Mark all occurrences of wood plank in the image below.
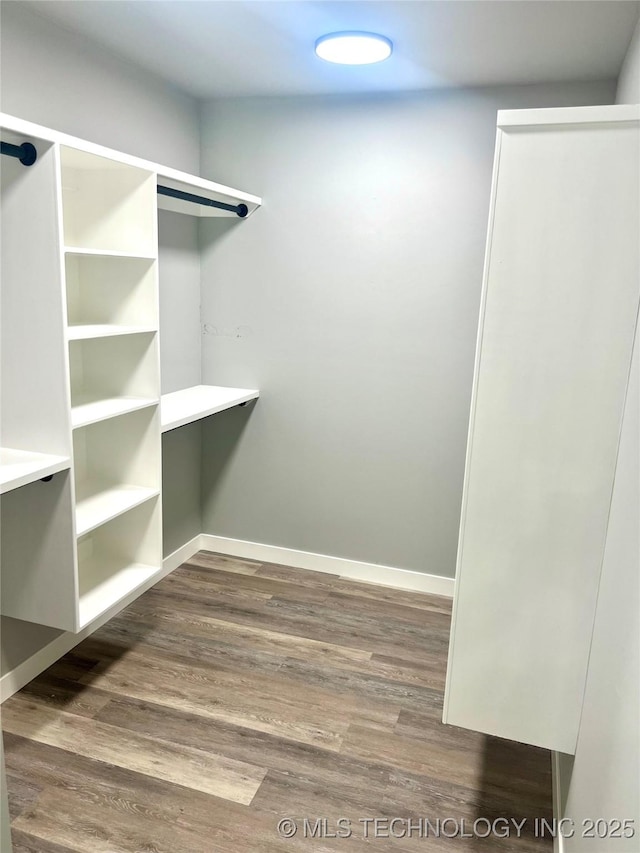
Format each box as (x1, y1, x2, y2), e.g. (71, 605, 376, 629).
(2, 698, 266, 805)
(101, 605, 447, 692)
(341, 723, 551, 811)
(4, 772, 41, 822)
(74, 645, 349, 748)
(5, 736, 290, 853)
(96, 695, 390, 787)
(12, 829, 78, 853)
(184, 551, 260, 574)
(158, 569, 275, 604)
(78, 642, 399, 740)
(175, 566, 337, 605)
(103, 605, 373, 667)
(252, 557, 453, 614)
(14, 785, 271, 853)
(16, 673, 112, 719)
(126, 585, 450, 663)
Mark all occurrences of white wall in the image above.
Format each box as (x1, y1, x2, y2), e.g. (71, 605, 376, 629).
(616, 17, 640, 103)
(553, 28, 640, 848)
(0, 1, 202, 685)
(556, 332, 639, 852)
(198, 80, 615, 578)
(0, 1, 198, 169)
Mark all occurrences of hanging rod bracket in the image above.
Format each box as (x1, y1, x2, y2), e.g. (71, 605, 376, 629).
(158, 184, 248, 218)
(1, 140, 37, 166)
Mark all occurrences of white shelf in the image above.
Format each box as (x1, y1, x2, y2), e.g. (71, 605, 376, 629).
(65, 247, 156, 260)
(67, 324, 156, 341)
(71, 396, 159, 429)
(75, 484, 158, 537)
(0, 448, 70, 495)
(78, 556, 160, 628)
(161, 385, 259, 432)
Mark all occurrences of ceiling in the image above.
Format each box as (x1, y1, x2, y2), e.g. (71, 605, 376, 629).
(25, 1, 640, 99)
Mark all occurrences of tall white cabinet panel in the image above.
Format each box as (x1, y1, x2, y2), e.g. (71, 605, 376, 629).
(443, 105, 640, 753)
(0, 130, 76, 627)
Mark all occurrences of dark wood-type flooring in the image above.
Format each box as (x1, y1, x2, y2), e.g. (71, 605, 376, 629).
(3, 551, 552, 852)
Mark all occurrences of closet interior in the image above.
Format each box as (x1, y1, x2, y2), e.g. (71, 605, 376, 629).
(1, 103, 639, 759)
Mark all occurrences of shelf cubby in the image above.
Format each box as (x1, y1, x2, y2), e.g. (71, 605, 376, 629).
(73, 407, 160, 536)
(65, 252, 157, 332)
(69, 333, 159, 428)
(60, 146, 156, 255)
(77, 497, 162, 628)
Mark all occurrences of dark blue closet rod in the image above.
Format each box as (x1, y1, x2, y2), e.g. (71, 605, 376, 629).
(1, 140, 38, 166)
(158, 184, 248, 218)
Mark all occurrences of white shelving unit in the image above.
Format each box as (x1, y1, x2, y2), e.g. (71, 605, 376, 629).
(0, 111, 262, 635)
(161, 385, 259, 432)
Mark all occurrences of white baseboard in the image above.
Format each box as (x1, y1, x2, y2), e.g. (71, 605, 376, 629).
(0, 535, 201, 703)
(163, 535, 202, 574)
(198, 534, 455, 597)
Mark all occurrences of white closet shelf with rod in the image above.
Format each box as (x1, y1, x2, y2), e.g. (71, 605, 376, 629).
(0, 113, 262, 218)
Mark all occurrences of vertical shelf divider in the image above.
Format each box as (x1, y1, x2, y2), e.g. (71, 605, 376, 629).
(59, 146, 163, 629)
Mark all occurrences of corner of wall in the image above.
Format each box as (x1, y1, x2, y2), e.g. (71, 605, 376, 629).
(616, 15, 640, 104)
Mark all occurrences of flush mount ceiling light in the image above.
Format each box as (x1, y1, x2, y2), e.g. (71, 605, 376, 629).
(314, 32, 393, 65)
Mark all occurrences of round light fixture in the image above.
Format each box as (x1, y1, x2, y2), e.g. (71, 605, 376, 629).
(315, 32, 392, 65)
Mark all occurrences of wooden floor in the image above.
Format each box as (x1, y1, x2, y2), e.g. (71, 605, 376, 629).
(3, 551, 552, 852)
